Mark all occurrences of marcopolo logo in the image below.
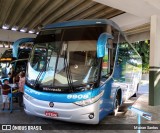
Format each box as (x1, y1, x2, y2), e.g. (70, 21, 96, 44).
(67, 94, 89, 99)
(49, 102, 54, 108)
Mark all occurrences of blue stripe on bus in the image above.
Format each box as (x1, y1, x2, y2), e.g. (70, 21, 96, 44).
(24, 85, 100, 103)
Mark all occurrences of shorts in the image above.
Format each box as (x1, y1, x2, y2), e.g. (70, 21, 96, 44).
(2, 95, 9, 103)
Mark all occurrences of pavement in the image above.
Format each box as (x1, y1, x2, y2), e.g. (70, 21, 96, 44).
(0, 80, 160, 133)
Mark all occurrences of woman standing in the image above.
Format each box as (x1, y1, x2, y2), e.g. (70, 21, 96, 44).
(18, 71, 25, 107)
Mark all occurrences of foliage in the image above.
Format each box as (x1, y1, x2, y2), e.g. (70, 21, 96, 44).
(132, 40, 150, 73)
(103, 55, 108, 62)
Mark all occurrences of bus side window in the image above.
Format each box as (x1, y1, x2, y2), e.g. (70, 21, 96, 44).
(101, 48, 109, 77)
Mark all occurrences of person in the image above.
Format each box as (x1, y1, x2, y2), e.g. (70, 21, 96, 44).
(18, 71, 25, 107)
(13, 74, 20, 84)
(8, 72, 13, 84)
(10, 66, 19, 84)
(10, 66, 15, 76)
(1, 79, 11, 110)
(0, 80, 2, 95)
(8, 72, 19, 103)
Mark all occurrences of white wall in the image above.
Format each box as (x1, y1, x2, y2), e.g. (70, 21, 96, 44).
(0, 29, 37, 42)
(110, 13, 149, 31)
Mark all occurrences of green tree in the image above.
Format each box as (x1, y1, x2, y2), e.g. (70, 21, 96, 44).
(132, 40, 150, 73)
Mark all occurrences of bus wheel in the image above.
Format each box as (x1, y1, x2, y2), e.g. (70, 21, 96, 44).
(113, 97, 119, 116)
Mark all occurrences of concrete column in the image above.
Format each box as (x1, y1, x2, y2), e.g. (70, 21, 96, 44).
(149, 15, 160, 106)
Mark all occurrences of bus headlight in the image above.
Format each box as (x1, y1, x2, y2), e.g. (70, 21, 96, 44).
(74, 90, 104, 106)
(75, 84, 93, 92)
(24, 93, 34, 101)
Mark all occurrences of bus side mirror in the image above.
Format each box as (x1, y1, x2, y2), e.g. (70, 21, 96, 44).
(97, 33, 113, 58)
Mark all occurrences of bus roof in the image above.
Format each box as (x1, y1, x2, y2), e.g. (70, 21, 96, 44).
(13, 38, 34, 45)
(43, 19, 122, 32)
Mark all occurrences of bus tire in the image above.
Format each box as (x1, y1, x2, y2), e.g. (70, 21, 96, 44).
(132, 83, 139, 97)
(111, 94, 120, 116)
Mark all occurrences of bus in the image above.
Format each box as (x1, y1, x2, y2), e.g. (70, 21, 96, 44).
(0, 49, 13, 79)
(24, 19, 142, 124)
(0, 38, 34, 80)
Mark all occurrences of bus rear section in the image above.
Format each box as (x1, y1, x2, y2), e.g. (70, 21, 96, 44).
(0, 38, 34, 81)
(0, 49, 13, 79)
(23, 19, 142, 124)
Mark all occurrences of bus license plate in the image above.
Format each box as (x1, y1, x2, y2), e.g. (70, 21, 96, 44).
(45, 111, 58, 117)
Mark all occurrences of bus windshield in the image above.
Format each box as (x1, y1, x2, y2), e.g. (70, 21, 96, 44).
(0, 49, 12, 78)
(1, 49, 12, 58)
(27, 26, 105, 88)
(0, 62, 10, 78)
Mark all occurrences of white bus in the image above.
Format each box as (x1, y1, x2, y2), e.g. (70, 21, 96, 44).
(24, 19, 142, 124)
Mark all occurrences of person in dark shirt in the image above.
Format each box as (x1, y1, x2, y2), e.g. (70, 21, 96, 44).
(2, 79, 11, 110)
(8, 72, 13, 84)
(0, 80, 2, 95)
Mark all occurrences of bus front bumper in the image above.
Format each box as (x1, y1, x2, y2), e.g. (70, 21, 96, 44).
(23, 94, 100, 124)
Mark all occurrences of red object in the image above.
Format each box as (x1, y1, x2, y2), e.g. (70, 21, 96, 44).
(102, 62, 108, 68)
(2, 84, 11, 95)
(45, 111, 58, 117)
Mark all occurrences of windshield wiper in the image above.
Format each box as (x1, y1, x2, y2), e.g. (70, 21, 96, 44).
(52, 43, 74, 92)
(33, 47, 53, 88)
(33, 64, 46, 88)
(64, 47, 74, 92)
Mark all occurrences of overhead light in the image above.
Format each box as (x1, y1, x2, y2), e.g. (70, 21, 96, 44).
(20, 28, 27, 32)
(36, 32, 39, 34)
(11, 26, 18, 31)
(29, 29, 35, 34)
(96, 21, 102, 24)
(2, 24, 9, 30)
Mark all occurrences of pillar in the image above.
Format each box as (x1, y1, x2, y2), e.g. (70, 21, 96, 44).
(149, 15, 160, 106)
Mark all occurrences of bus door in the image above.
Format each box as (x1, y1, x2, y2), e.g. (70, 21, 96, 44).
(99, 37, 118, 116)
